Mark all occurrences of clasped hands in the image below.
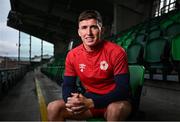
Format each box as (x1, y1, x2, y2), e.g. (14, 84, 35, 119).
(65, 93, 94, 115)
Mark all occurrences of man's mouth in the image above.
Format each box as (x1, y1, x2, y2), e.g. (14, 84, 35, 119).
(85, 37, 94, 41)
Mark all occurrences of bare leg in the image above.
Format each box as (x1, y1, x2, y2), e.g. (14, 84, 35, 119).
(104, 101, 132, 121)
(47, 99, 93, 121)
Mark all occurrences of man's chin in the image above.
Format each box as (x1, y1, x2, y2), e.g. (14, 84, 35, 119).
(86, 42, 95, 46)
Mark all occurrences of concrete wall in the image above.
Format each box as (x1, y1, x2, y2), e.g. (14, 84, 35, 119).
(53, 39, 68, 56)
(113, 0, 153, 34)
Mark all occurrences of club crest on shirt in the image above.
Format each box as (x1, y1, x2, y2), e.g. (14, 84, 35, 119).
(79, 64, 86, 72)
(100, 61, 108, 70)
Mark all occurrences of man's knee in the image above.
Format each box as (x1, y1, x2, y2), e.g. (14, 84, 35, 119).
(47, 100, 65, 121)
(106, 101, 132, 120)
(47, 100, 65, 114)
(107, 101, 131, 112)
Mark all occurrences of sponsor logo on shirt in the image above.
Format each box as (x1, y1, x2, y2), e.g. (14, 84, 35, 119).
(100, 61, 108, 70)
(79, 64, 86, 72)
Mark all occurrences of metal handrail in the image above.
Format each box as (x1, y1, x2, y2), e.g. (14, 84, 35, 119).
(0, 65, 29, 96)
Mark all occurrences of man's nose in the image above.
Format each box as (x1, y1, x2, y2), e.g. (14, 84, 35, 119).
(87, 27, 92, 35)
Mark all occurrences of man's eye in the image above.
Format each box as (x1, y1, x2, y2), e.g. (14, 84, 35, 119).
(81, 26, 87, 29)
(91, 25, 98, 29)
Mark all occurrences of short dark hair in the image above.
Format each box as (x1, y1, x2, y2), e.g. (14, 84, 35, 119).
(78, 10, 103, 26)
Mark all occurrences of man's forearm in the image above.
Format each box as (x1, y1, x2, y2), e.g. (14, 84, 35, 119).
(62, 76, 77, 102)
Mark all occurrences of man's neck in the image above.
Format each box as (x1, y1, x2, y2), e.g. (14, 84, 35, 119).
(84, 41, 103, 52)
(85, 46, 96, 52)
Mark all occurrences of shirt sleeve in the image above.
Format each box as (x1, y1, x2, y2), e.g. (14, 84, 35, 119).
(62, 76, 78, 102)
(113, 47, 129, 75)
(64, 51, 77, 76)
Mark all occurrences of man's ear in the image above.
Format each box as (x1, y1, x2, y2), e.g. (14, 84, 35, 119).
(78, 28, 81, 37)
(101, 27, 105, 34)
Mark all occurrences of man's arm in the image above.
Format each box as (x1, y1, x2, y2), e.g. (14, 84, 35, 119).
(84, 73, 132, 108)
(62, 76, 78, 102)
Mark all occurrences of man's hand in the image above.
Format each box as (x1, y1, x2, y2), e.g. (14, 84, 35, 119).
(65, 93, 94, 114)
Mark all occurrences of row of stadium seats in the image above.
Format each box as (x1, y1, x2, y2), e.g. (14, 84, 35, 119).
(114, 9, 180, 50)
(40, 53, 66, 85)
(111, 9, 180, 82)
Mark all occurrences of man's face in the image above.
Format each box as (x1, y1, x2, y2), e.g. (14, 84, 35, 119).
(78, 19, 103, 50)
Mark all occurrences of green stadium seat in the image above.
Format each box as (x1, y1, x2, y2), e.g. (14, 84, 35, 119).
(137, 26, 147, 34)
(148, 23, 160, 32)
(144, 38, 171, 80)
(160, 19, 174, 29)
(49, 67, 58, 79)
(169, 10, 180, 23)
(115, 37, 124, 46)
(134, 33, 146, 45)
(171, 34, 180, 83)
(127, 43, 144, 65)
(165, 23, 180, 39)
(171, 34, 180, 61)
(129, 65, 145, 110)
(147, 29, 162, 41)
(144, 38, 166, 62)
(121, 36, 134, 51)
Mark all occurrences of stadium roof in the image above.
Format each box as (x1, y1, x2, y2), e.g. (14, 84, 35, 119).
(7, 0, 113, 43)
